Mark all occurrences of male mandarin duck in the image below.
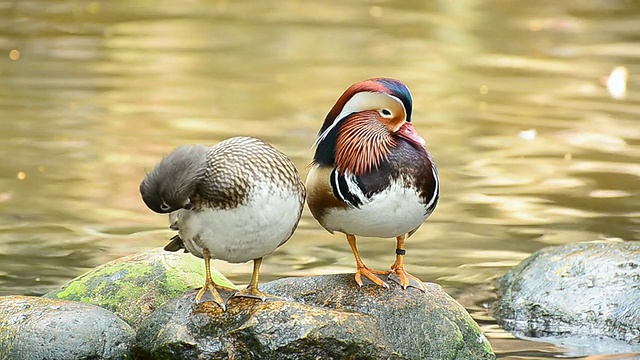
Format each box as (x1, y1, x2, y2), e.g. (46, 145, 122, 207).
(306, 78, 439, 292)
(140, 137, 306, 309)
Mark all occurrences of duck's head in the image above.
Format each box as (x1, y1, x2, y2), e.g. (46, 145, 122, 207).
(139, 145, 208, 214)
(313, 78, 426, 174)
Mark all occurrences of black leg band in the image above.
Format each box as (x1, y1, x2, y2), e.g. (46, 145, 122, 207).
(395, 248, 406, 256)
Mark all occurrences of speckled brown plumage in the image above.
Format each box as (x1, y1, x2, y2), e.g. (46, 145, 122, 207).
(195, 137, 305, 211)
(140, 136, 306, 309)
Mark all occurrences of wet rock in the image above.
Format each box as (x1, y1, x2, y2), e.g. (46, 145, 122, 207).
(44, 248, 235, 327)
(493, 241, 640, 343)
(134, 274, 495, 360)
(0, 295, 134, 360)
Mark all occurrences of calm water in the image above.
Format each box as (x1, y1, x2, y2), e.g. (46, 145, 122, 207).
(1, 1, 639, 358)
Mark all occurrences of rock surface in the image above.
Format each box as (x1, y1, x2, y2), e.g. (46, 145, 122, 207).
(44, 247, 235, 328)
(134, 274, 494, 360)
(493, 241, 640, 343)
(0, 295, 134, 360)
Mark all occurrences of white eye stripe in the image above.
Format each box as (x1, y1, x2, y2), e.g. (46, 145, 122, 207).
(314, 92, 406, 146)
(387, 95, 406, 119)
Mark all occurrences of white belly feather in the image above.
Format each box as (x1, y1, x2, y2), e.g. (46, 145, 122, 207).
(320, 181, 428, 238)
(178, 182, 302, 263)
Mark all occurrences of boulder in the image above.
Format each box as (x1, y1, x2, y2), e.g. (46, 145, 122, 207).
(0, 295, 134, 360)
(44, 248, 235, 327)
(493, 241, 640, 344)
(134, 274, 494, 359)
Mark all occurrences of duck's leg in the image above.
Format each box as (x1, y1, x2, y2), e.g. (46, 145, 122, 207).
(195, 248, 237, 310)
(233, 258, 281, 302)
(346, 234, 389, 289)
(387, 234, 426, 292)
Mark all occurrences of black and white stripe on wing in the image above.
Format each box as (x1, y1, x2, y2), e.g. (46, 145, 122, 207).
(330, 168, 367, 208)
(423, 165, 440, 217)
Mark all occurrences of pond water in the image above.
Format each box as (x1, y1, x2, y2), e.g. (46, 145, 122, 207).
(1, 1, 639, 358)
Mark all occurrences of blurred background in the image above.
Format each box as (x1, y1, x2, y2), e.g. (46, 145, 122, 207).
(1, 0, 639, 358)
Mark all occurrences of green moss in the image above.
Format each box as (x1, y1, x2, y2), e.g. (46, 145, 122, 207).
(0, 325, 16, 355)
(44, 248, 237, 327)
(163, 255, 235, 290)
(163, 255, 205, 291)
(123, 263, 154, 281)
(55, 276, 88, 299)
(481, 335, 494, 354)
(459, 313, 494, 358)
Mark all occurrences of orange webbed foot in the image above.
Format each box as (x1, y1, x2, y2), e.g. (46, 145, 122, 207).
(354, 266, 390, 289)
(388, 266, 426, 292)
(195, 281, 237, 310)
(233, 287, 282, 302)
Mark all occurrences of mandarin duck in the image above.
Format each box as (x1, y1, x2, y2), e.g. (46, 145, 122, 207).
(140, 136, 306, 309)
(306, 78, 439, 292)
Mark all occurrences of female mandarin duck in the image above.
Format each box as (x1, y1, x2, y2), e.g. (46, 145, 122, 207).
(306, 78, 439, 292)
(140, 137, 306, 310)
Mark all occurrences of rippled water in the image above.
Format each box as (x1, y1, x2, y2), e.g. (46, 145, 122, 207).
(1, 1, 639, 358)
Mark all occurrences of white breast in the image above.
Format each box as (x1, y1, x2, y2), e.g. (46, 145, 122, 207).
(178, 180, 302, 263)
(320, 181, 428, 238)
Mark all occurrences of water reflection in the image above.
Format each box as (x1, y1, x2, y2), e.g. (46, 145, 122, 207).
(1, 1, 639, 359)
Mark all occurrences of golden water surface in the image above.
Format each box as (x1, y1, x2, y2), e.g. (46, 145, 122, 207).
(1, 1, 639, 358)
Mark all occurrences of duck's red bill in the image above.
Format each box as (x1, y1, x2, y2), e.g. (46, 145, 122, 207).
(396, 122, 426, 147)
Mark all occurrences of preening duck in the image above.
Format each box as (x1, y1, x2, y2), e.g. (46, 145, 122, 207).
(141, 137, 306, 309)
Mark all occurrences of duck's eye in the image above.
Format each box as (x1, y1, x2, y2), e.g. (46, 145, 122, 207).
(380, 108, 392, 117)
(160, 201, 171, 211)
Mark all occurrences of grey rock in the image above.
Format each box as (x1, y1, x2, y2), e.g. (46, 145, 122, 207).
(0, 295, 134, 360)
(133, 274, 495, 360)
(493, 241, 640, 343)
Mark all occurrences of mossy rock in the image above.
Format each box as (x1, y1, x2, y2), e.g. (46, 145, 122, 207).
(133, 274, 495, 359)
(0, 295, 134, 360)
(44, 248, 235, 328)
